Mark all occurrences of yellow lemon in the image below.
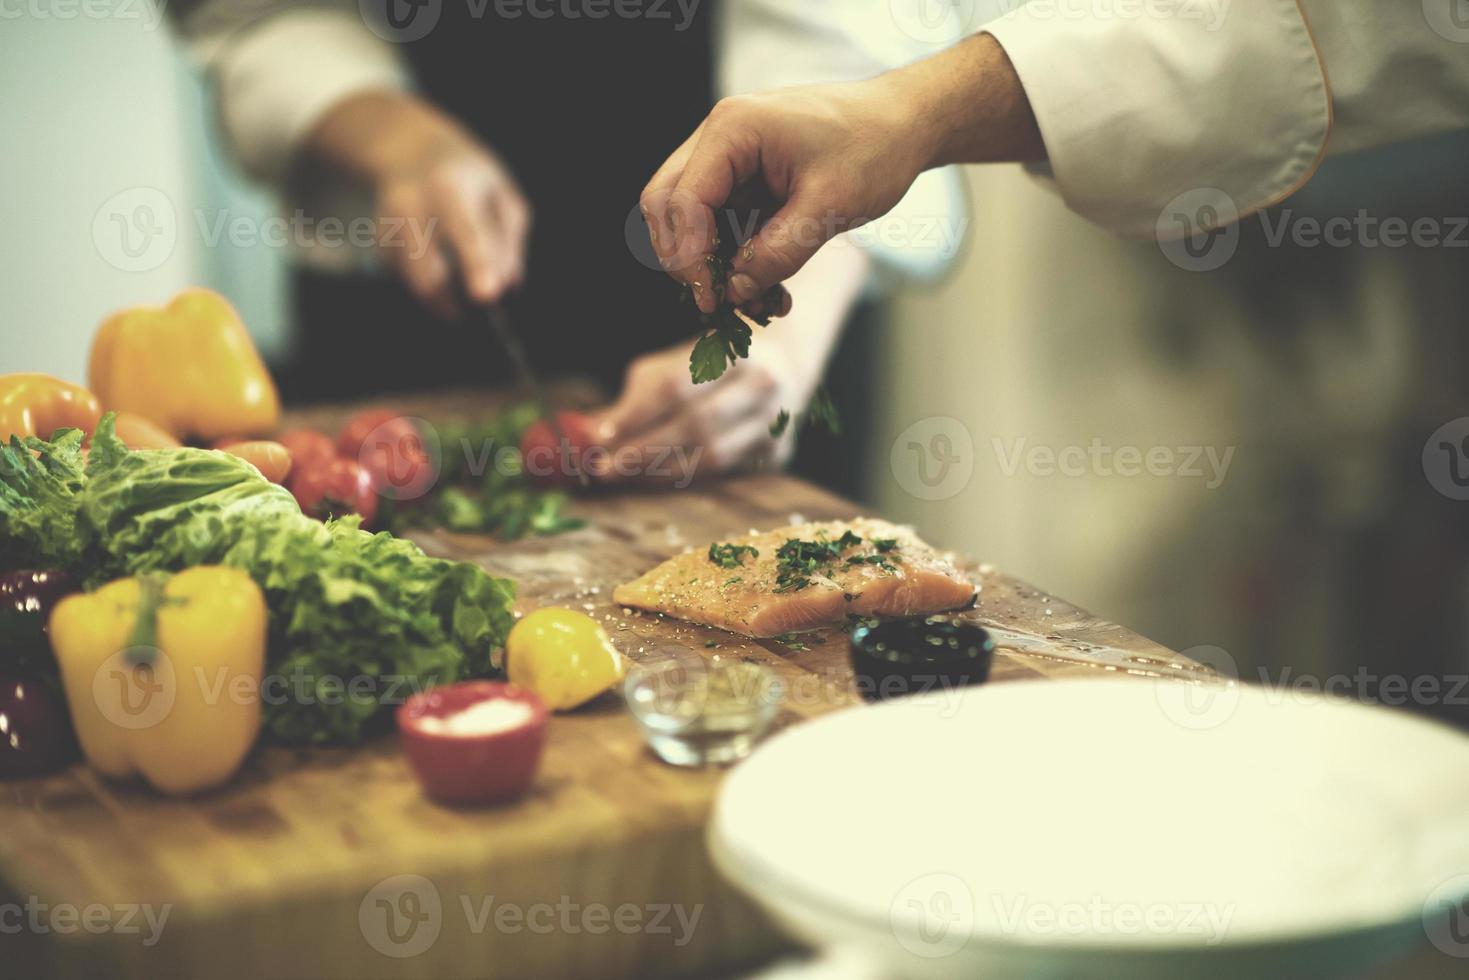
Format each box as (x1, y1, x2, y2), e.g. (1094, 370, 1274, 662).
(506, 608, 625, 711)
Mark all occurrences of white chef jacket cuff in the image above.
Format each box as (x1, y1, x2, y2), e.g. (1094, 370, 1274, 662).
(205, 10, 410, 183)
(983, 0, 1332, 238)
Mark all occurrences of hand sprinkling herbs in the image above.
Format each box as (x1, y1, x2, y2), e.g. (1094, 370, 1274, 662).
(678, 196, 841, 435)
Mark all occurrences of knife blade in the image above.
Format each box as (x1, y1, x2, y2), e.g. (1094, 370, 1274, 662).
(474, 301, 589, 486)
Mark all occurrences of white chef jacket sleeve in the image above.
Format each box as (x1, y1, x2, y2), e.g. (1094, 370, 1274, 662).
(983, 0, 1469, 238)
(719, 0, 968, 279)
(179, 1, 410, 184)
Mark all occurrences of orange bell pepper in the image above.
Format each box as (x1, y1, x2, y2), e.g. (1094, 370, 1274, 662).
(89, 288, 280, 441)
(0, 373, 102, 442)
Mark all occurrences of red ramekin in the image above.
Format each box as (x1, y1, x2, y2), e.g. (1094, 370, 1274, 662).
(397, 681, 548, 804)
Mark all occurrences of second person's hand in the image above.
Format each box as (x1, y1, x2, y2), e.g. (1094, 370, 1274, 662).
(587, 242, 871, 487)
(308, 91, 532, 318)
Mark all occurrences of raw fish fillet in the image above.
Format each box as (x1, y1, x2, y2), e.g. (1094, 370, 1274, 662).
(613, 519, 976, 638)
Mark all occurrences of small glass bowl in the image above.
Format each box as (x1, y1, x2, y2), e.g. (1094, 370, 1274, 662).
(624, 657, 785, 768)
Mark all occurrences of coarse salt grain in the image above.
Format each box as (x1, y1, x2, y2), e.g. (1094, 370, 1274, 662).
(418, 698, 533, 737)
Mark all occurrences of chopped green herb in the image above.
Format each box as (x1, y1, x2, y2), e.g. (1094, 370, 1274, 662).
(686, 254, 761, 384)
(387, 404, 584, 541)
(874, 538, 899, 553)
(709, 542, 759, 568)
(769, 409, 791, 437)
(724, 576, 743, 586)
(704, 639, 719, 648)
(846, 553, 899, 573)
(773, 532, 863, 593)
(803, 386, 841, 435)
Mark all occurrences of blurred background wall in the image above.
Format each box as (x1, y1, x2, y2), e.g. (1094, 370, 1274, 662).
(4, 8, 1468, 727)
(0, 5, 289, 386)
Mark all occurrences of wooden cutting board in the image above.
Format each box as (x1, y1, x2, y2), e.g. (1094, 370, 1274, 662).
(2, 393, 1205, 979)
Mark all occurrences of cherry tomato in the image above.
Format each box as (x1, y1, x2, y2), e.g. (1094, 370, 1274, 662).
(276, 429, 337, 472)
(288, 456, 378, 527)
(338, 409, 411, 458)
(341, 410, 435, 501)
(519, 411, 596, 488)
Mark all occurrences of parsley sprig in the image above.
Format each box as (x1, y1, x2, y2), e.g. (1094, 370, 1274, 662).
(687, 253, 768, 385)
(676, 221, 840, 434)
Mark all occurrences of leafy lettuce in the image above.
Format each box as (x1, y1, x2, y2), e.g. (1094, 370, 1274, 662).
(0, 427, 90, 570)
(1, 415, 516, 744)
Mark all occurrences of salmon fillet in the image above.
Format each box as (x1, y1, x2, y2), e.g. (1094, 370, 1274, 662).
(612, 519, 976, 638)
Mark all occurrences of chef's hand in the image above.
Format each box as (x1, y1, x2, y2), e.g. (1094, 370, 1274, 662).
(641, 34, 1042, 314)
(307, 91, 531, 318)
(589, 244, 870, 486)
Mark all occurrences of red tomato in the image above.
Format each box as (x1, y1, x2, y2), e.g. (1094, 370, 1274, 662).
(342, 411, 436, 501)
(289, 456, 378, 527)
(519, 411, 596, 488)
(338, 409, 410, 458)
(276, 429, 337, 471)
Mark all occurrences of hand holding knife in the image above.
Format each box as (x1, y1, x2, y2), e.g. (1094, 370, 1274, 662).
(461, 294, 589, 486)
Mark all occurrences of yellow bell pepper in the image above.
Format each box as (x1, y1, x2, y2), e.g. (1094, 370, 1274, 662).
(49, 566, 266, 795)
(89, 288, 280, 441)
(0, 373, 101, 442)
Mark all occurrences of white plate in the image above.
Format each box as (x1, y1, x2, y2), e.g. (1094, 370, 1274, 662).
(710, 678, 1469, 979)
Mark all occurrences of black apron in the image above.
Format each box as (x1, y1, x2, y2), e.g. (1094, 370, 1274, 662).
(284, 2, 714, 400)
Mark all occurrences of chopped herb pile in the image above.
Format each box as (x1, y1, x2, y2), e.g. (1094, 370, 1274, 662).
(708, 542, 759, 568)
(774, 529, 897, 593)
(386, 403, 584, 541)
